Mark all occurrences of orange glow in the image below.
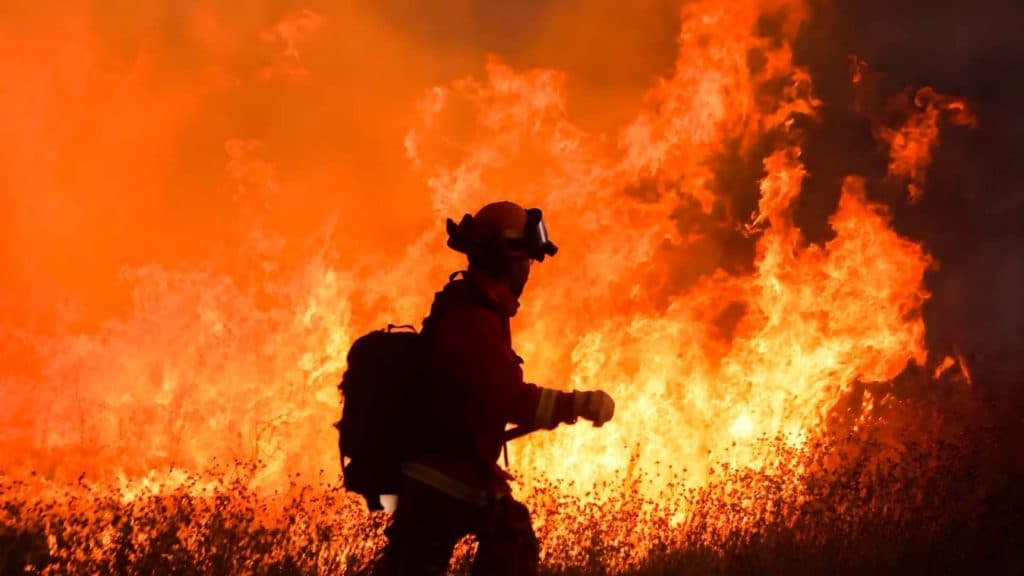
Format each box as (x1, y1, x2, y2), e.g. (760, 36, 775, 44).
(0, 0, 977, 568)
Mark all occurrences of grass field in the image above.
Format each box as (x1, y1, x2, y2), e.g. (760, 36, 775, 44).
(3, 418, 1021, 576)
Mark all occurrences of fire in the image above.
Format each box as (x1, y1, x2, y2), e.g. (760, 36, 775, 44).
(0, 0, 978, 569)
(880, 86, 977, 202)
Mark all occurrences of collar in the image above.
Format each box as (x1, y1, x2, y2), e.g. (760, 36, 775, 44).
(463, 269, 521, 317)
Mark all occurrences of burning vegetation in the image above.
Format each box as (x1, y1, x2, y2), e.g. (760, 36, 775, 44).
(1, 0, 1018, 574)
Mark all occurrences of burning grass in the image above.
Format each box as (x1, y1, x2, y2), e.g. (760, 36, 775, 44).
(0, 1, 1010, 574)
(3, 423, 1015, 576)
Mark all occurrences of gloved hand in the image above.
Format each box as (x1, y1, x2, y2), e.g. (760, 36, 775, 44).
(573, 390, 615, 427)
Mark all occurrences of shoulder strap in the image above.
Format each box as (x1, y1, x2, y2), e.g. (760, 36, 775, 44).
(422, 270, 504, 336)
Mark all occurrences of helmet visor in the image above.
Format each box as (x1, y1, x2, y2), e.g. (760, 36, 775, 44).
(523, 208, 558, 262)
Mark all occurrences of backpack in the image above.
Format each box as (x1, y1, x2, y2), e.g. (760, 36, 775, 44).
(335, 324, 425, 511)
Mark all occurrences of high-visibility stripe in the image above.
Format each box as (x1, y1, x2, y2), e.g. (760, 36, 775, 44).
(535, 389, 558, 429)
(401, 462, 497, 507)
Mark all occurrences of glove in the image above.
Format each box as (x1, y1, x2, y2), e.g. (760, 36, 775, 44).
(573, 390, 615, 427)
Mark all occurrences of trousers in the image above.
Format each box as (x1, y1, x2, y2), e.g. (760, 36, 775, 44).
(370, 475, 539, 576)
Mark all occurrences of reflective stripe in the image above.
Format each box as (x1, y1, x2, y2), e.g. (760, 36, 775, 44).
(401, 462, 497, 507)
(535, 389, 558, 429)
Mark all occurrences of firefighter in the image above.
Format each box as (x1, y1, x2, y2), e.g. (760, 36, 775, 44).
(372, 201, 616, 576)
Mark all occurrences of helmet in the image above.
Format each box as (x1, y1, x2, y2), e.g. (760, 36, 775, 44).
(446, 201, 558, 262)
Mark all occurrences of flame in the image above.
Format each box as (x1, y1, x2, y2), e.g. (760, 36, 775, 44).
(0, 0, 976, 561)
(933, 355, 957, 379)
(880, 86, 977, 202)
(954, 345, 975, 387)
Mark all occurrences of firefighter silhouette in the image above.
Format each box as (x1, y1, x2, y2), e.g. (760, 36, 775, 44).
(372, 201, 616, 576)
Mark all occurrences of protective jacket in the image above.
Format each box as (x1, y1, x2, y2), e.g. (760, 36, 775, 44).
(405, 269, 574, 502)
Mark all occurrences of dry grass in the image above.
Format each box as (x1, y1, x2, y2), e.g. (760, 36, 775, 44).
(2, 420, 1020, 576)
